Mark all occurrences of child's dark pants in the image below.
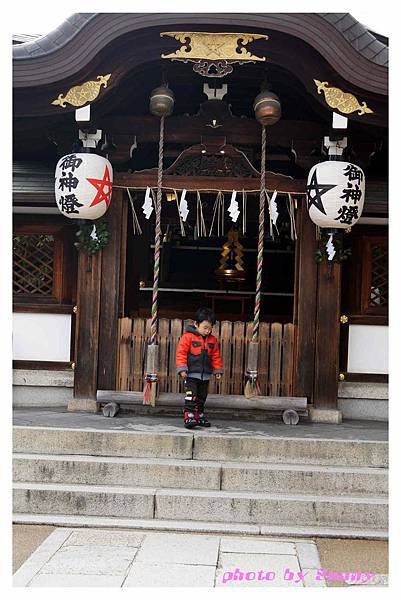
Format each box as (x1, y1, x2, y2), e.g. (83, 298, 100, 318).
(184, 377, 209, 413)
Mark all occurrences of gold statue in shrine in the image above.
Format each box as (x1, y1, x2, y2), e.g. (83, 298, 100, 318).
(215, 228, 246, 285)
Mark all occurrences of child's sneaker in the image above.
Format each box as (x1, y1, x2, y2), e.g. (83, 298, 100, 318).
(183, 410, 198, 429)
(194, 408, 211, 427)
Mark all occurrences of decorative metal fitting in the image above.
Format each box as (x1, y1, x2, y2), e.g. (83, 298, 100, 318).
(51, 74, 111, 108)
(338, 373, 345, 381)
(314, 80, 373, 116)
(71, 362, 76, 370)
(340, 315, 349, 324)
(160, 31, 267, 78)
(73, 305, 78, 314)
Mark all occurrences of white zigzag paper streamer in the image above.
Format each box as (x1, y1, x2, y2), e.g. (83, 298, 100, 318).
(142, 187, 153, 219)
(269, 190, 279, 225)
(228, 190, 240, 223)
(326, 233, 336, 261)
(90, 225, 98, 241)
(179, 189, 189, 222)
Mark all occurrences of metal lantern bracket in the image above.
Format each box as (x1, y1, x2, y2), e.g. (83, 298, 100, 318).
(78, 128, 102, 149)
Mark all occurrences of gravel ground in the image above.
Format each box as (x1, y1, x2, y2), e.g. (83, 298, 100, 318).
(315, 538, 388, 587)
(13, 524, 56, 573)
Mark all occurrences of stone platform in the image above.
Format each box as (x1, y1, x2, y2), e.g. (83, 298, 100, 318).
(13, 407, 388, 441)
(13, 408, 388, 540)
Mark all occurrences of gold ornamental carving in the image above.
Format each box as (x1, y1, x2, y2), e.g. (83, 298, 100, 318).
(160, 32, 267, 62)
(314, 80, 373, 115)
(51, 74, 112, 108)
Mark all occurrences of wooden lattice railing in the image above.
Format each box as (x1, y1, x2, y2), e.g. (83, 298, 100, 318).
(117, 318, 295, 396)
(13, 234, 54, 296)
(370, 243, 388, 308)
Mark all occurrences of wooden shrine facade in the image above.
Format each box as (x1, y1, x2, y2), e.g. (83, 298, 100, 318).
(12, 13, 388, 420)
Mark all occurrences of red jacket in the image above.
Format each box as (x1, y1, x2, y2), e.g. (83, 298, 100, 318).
(176, 325, 223, 379)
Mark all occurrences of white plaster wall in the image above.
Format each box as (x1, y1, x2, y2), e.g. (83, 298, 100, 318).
(347, 324, 388, 374)
(13, 313, 72, 362)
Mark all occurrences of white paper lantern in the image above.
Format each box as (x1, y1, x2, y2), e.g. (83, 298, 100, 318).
(306, 161, 365, 229)
(55, 153, 113, 220)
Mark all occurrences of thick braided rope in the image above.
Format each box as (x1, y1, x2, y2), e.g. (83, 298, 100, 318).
(252, 125, 267, 342)
(150, 115, 165, 345)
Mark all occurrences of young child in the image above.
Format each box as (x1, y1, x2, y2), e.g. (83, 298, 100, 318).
(176, 307, 223, 429)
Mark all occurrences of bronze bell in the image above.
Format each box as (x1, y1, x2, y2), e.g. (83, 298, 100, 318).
(149, 85, 175, 117)
(253, 90, 281, 126)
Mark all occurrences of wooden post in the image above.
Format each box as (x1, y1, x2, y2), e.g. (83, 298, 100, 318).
(293, 200, 318, 400)
(69, 249, 102, 412)
(97, 188, 128, 391)
(312, 258, 342, 419)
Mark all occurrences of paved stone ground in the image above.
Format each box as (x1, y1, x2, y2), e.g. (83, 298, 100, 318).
(12, 527, 388, 587)
(13, 408, 388, 441)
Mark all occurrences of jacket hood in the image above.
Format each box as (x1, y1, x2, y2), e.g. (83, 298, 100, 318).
(186, 324, 202, 335)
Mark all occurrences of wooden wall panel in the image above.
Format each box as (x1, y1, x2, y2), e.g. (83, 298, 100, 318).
(73, 251, 102, 401)
(313, 260, 342, 408)
(292, 200, 318, 400)
(97, 188, 128, 390)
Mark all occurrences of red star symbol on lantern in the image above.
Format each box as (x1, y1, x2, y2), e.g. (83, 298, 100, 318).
(87, 165, 112, 208)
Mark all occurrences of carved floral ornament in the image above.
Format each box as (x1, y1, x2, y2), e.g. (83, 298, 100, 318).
(160, 31, 268, 77)
(314, 80, 373, 116)
(51, 74, 112, 108)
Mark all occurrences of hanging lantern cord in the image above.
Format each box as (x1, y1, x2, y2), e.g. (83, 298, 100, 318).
(150, 115, 165, 346)
(252, 125, 267, 343)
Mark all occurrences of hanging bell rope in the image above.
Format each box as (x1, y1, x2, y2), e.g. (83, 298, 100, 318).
(245, 125, 267, 399)
(245, 88, 281, 399)
(144, 84, 174, 406)
(150, 115, 165, 347)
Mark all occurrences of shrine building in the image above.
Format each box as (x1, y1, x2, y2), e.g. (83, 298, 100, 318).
(12, 13, 388, 423)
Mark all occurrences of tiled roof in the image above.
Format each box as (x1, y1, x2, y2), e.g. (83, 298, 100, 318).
(319, 13, 388, 67)
(13, 13, 388, 68)
(12, 34, 42, 45)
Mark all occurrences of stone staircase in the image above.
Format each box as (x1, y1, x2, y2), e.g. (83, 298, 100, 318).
(12, 424, 388, 539)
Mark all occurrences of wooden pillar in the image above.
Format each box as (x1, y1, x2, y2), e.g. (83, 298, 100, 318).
(312, 258, 342, 414)
(97, 188, 128, 390)
(69, 250, 102, 412)
(293, 200, 318, 400)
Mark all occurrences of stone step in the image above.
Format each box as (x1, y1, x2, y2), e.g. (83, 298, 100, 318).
(12, 513, 388, 540)
(13, 426, 388, 467)
(13, 482, 388, 530)
(13, 453, 388, 496)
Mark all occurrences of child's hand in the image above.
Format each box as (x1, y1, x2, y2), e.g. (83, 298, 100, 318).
(179, 371, 188, 378)
(215, 373, 222, 379)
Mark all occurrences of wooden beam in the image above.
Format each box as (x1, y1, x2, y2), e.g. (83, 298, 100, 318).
(98, 116, 326, 143)
(293, 200, 318, 400)
(114, 172, 306, 193)
(97, 188, 128, 390)
(313, 259, 342, 409)
(97, 390, 308, 412)
(69, 250, 102, 412)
